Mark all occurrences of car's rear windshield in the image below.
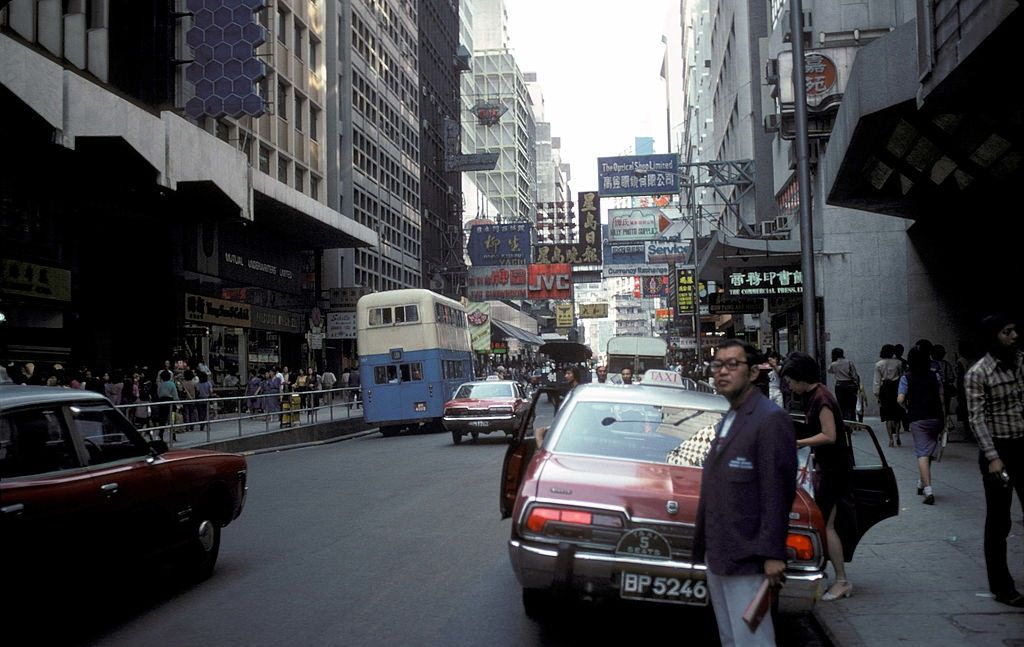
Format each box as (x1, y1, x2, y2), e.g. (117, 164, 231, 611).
(454, 383, 514, 399)
(553, 401, 723, 467)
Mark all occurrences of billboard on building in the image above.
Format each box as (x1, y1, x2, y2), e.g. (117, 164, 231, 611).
(724, 266, 803, 297)
(644, 240, 691, 264)
(607, 208, 661, 242)
(597, 154, 679, 197)
(675, 267, 696, 314)
(467, 222, 532, 266)
(466, 265, 528, 301)
(641, 275, 672, 298)
(527, 263, 573, 300)
(555, 303, 574, 328)
(466, 302, 492, 353)
(578, 303, 609, 319)
(602, 263, 670, 278)
(533, 191, 602, 266)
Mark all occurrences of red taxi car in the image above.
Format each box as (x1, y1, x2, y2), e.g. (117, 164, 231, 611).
(1, 385, 248, 597)
(500, 379, 898, 617)
(443, 380, 530, 444)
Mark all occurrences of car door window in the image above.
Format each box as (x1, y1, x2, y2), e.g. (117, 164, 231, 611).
(68, 405, 150, 466)
(0, 408, 79, 477)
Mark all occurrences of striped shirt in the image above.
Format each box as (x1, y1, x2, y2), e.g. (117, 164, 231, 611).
(964, 350, 1024, 461)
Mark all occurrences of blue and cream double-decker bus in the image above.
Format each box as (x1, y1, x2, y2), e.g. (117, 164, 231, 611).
(357, 289, 474, 436)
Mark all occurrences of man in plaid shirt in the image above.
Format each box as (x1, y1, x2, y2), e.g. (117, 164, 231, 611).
(965, 314, 1023, 608)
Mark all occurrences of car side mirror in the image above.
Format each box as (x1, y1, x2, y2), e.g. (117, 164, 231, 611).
(149, 440, 169, 454)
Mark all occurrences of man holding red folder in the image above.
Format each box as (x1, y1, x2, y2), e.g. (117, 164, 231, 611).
(694, 340, 797, 645)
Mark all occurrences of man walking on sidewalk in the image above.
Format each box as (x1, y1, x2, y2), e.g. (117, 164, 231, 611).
(965, 314, 1024, 608)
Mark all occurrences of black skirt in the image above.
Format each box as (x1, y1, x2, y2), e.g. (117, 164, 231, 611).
(879, 379, 901, 422)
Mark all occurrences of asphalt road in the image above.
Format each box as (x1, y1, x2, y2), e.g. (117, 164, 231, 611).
(59, 401, 830, 647)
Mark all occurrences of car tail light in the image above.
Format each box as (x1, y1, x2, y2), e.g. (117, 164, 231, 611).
(785, 530, 822, 570)
(490, 406, 514, 414)
(524, 505, 623, 534)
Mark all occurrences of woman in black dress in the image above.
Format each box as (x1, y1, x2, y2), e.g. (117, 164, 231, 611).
(874, 344, 904, 447)
(782, 352, 854, 601)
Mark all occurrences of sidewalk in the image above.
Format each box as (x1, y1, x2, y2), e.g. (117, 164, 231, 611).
(812, 416, 1024, 645)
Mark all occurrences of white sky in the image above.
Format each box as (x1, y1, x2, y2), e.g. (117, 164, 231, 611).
(504, 0, 676, 194)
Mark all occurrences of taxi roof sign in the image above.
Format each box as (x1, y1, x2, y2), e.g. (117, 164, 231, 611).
(642, 369, 684, 386)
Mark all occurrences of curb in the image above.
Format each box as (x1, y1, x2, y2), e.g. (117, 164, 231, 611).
(238, 428, 380, 456)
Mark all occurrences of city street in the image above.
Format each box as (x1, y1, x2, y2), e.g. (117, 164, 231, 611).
(58, 401, 829, 647)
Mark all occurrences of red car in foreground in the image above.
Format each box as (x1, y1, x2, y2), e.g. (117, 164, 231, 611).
(1, 385, 248, 601)
(500, 381, 898, 617)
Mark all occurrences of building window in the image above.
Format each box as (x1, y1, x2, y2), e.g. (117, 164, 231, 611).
(278, 156, 289, 183)
(310, 107, 320, 141)
(310, 175, 320, 200)
(295, 167, 306, 193)
(310, 38, 319, 70)
(294, 24, 304, 59)
(277, 7, 287, 44)
(258, 146, 271, 174)
(277, 80, 287, 120)
(295, 95, 304, 132)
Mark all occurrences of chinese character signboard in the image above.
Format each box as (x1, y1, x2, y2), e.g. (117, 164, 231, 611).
(1, 259, 71, 301)
(578, 303, 609, 319)
(532, 191, 602, 266)
(598, 154, 679, 197)
(555, 303, 574, 328)
(607, 208, 661, 242)
(527, 263, 573, 300)
(466, 265, 528, 300)
(467, 222, 532, 266)
(724, 266, 803, 297)
(655, 308, 674, 320)
(676, 267, 696, 314)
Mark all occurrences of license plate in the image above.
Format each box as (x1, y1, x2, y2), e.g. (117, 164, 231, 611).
(469, 420, 490, 427)
(620, 573, 708, 605)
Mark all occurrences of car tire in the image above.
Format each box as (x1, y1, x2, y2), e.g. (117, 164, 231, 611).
(186, 514, 221, 582)
(451, 430, 462, 445)
(522, 587, 551, 619)
(380, 425, 398, 437)
(471, 431, 480, 442)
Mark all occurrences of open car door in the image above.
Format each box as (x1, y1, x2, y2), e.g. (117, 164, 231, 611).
(499, 386, 549, 519)
(791, 416, 899, 560)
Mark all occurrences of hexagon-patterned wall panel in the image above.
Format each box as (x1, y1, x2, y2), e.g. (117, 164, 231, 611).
(184, 0, 267, 120)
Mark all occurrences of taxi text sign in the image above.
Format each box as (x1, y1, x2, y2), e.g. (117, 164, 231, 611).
(724, 266, 803, 297)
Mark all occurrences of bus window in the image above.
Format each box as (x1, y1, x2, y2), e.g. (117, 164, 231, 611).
(400, 364, 411, 382)
(395, 307, 405, 323)
(370, 307, 393, 327)
(405, 305, 419, 322)
(409, 363, 423, 381)
(375, 365, 400, 384)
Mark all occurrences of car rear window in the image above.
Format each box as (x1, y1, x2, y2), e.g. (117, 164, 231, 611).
(453, 383, 514, 399)
(553, 401, 722, 467)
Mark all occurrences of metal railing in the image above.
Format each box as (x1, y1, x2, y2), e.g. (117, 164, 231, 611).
(114, 386, 363, 447)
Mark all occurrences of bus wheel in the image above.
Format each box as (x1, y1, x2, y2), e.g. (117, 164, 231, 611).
(451, 430, 462, 445)
(380, 426, 398, 437)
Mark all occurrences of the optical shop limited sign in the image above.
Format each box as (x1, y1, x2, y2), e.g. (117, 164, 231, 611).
(724, 266, 803, 297)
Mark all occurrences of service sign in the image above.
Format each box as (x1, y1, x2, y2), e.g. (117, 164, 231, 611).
(527, 263, 573, 300)
(466, 265, 528, 301)
(724, 266, 803, 297)
(645, 240, 691, 264)
(467, 222, 532, 266)
(598, 154, 679, 197)
(533, 191, 603, 266)
(579, 303, 609, 319)
(603, 263, 671, 278)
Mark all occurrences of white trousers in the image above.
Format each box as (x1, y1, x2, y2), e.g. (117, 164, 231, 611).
(706, 568, 777, 647)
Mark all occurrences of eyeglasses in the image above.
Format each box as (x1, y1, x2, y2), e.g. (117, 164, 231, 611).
(709, 359, 749, 372)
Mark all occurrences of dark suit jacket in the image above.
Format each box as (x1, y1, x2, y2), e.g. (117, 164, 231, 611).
(693, 388, 797, 576)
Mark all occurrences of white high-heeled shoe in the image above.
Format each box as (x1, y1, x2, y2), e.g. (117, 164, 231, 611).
(822, 580, 853, 601)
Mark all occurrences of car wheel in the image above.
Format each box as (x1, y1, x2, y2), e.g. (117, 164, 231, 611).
(522, 587, 551, 619)
(451, 430, 462, 445)
(186, 515, 221, 582)
(471, 431, 480, 442)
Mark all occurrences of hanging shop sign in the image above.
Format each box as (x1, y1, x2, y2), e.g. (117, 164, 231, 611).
(185, 293, 251, 327)
(252, 306, 303, 334)
(645, 240, 691, 264)
(607, 208, 660, 242)
(466, 302, 492, 353)
(675, 267, 696, 314)
(467, 222, 533, 266)
(724, 266, 803, 297)
(555, 303, 574, 328)
(326, 311, 357, 339)
(602, 263, 671, 278)
(707, 293, 766, 315)
(578, 303, 609, 319)
(641, 275, 672, 298)
(533, 191, 602, 266)
(598, 154, 679, 197)
(329, 287, 366, 309)
(527, 263, 573, 300)
(0, 259, 71, 302)
(655, 308, 674, 320)
(466, 265, 529, 301)
(491, 340, 508, 355)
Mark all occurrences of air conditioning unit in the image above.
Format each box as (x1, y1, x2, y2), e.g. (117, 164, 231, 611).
(759, 221, 777, 236)
(764, 58, 779, 85)
(775, 215, 790, 229)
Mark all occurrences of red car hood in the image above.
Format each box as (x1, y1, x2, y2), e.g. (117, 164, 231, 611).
(536, 453, 703, 522)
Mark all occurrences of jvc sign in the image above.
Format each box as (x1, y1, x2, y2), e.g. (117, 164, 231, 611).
(527, 263, 573, 300)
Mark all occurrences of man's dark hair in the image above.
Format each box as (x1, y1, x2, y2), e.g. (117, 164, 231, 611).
(880, 344, 895, 359)
(716, 339, 764, 367)
(831, 348, 845, 361)
(780, 351, 820, 383)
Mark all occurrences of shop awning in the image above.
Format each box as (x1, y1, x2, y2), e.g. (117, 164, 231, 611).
(492, 320, 544, 346)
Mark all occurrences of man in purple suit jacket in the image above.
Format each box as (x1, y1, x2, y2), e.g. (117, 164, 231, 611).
(694, 339, 797, 645)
